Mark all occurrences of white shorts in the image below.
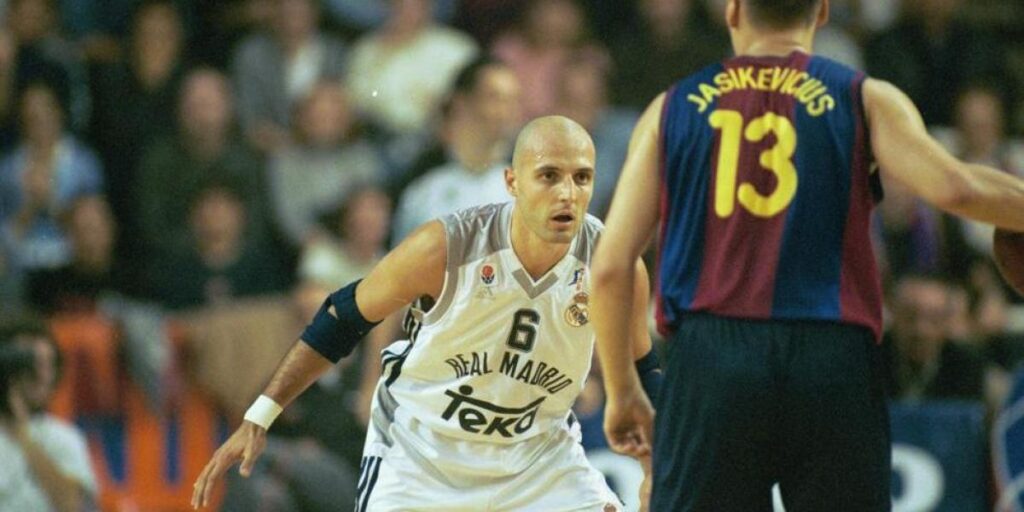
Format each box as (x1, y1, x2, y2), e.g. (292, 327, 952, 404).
(355, 388, 621, 511)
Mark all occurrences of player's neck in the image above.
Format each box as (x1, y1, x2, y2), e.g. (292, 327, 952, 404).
(733, 31, 814, 58)
(509, 214, 571, 281)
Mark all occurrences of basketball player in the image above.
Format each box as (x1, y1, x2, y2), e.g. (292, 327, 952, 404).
(591, 0, 1024, 510)
(191, 116, 656, 511)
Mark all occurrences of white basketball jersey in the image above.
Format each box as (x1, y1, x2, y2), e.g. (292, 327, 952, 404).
(377, 202, 602, 450)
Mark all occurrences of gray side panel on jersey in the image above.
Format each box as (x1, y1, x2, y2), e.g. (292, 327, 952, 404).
(572, 214, 604, 265)
(423, 202, 512, 324)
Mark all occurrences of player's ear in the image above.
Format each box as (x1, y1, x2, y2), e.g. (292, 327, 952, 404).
(726, 0, 740, 29)
(505, 167, 518, 197)
(816, 0, 830, 28)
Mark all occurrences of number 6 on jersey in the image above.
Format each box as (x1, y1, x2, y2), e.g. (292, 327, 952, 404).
(506, 309, 540, 353)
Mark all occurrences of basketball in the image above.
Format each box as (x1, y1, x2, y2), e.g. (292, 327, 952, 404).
(994, 228, 1024, 297)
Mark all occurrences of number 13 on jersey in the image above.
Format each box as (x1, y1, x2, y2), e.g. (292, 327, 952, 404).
(710, 109, 798, 219)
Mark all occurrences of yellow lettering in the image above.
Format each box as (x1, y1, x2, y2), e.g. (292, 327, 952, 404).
(770, 67, 791, 92)
(700, 83, 722, 104)
(738, 67, 758, 89)
(783, 72, 808, 95)
(807, 95, 836, 117)
(756, 68, 773, 90)
(714, 72, 735, 94)
(687, 94, 709, 113)
(728, 68, 743, 90)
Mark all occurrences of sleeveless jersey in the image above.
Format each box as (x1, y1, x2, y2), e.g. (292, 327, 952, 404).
(656, 51, 883, 340)
(378, 202, 603, 453)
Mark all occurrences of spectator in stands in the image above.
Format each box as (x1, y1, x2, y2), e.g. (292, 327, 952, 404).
(965, 263, 1024, 371)
(24, 194, 127, 314)
(553, 47, 638, 219)
(268, 81, 383, 247)
(866, 0, 1006, 126)
(873, 178, 972, 284)
(934, 84, 1024, 260)
(5, 0, 90, 132)
(232, 0, 347, 154)
(346, 0, 477, 139)
(300, 185, 391, 288)
(135, 68, 269, 258)
(609, 0, 729, 109)
(392, 56, 519, 242)
(883, 275, 989, 402)
(492, 0, 591, 119)
(89, 0, 187, 251)
(147, 179, 290, 311)
(0, 80, 104, 274)
(0, 314, 98, 511)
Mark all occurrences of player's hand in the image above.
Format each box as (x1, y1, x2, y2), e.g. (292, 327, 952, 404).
(603, 387, 654, 458)
(637, 454, 652, 512)
(191, 421, 267, 509)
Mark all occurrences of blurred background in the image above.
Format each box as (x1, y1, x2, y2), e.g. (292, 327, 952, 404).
(0, 0, 1023, 510)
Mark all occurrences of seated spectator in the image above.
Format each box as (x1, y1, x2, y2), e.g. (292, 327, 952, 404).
(873, 178, 971, 283)
(135, 68, 269, 258)
(0, 80, 104, 273)
(232, 0, 347, 154)
(24, 195, 128, 314)
(300, 185, 391, 288)
(492, 0, 591, 118)
(392, 57, 520, 242)
(347, 0, 477, 138)
(883, 275, 990, 403)
(268, 81, 384, 247)
(5, 0, 90, 132)
(89, 0, 188, 249)
(147, 180, 290, 311)
(0, 313, 98, 511)
(553, 47, 638, 219)
(609, 0, 729, 109)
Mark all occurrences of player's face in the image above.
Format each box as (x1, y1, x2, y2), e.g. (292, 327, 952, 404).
(508, 139, 595, 244)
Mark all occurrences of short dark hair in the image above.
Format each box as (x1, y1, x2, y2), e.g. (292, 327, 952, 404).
(0, 313, 63, 382)
(440, 56, 506, 118)
(746, 0, 822, 28)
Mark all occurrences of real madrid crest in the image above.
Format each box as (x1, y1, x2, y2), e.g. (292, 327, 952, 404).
(564, 292, 590, 327)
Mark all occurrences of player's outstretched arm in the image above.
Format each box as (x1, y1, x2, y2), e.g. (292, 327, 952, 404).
(191, 222, 447, 509)
(864, 79, 1024, 230)
(592, 93, 665, 458)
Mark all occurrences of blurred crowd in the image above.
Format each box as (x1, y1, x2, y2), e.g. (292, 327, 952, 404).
(0, 0, 1023, 510)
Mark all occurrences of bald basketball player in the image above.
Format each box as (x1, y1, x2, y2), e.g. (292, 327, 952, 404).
(192, 116, 655, 512)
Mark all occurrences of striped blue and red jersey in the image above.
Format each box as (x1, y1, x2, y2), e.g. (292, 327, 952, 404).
(656, 51, 884, 340)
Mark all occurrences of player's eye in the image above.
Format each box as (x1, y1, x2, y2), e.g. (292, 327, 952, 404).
(542, 171, 557, 181)
(574, 173, 592, 184)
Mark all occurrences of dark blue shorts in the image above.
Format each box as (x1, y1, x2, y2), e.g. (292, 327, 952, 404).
(651, 314, 891, 512)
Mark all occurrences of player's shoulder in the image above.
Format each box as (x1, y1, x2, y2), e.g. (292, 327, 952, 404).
(439, 202, 512, 264)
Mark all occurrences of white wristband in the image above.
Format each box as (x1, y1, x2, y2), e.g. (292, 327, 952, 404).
(243, 395, 283, 430)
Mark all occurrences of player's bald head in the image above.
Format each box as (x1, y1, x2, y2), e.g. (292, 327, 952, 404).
(511, 116, 595, 174)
